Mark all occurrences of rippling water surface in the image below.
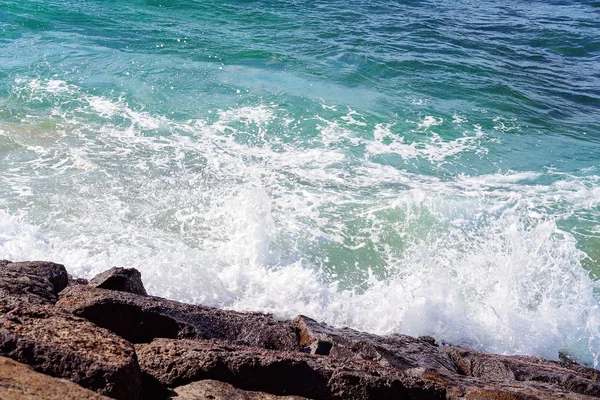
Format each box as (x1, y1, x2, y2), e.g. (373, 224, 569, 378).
(1, 0, 600, 366)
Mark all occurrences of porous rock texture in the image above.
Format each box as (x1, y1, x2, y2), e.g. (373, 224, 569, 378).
(135, 338, 443, 400)
(57, 285, 298, 351)
(418, 367, 597, 399)
(0, 355, 110, 400)
(168, 379, 310, 399)
(0, 260, 68, 304)
(89, 267, 148, 296)
(0, 260, 142, 400)
(0, 260, 599, 400)
(443, 346, 600, 398)
(293, 315, 456, 372)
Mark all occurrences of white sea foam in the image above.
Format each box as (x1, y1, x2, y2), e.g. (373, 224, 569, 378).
(366, 122, 484, 162)
(1, 78, 600, 368)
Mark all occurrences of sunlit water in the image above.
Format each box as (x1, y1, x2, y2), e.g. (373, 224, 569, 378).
(1, 0, 600, 367)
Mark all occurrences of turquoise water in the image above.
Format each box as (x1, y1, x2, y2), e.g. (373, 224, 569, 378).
(1, 0, 600, 366)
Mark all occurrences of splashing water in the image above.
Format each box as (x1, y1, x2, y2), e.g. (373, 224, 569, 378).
(1, 0, 599, 367)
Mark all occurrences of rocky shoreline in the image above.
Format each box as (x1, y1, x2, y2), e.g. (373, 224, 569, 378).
(0, 260, 598, 399)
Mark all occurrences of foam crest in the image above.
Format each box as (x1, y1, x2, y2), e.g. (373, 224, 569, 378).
(218, 105, 276, 126)
(367, 123, 484, 162)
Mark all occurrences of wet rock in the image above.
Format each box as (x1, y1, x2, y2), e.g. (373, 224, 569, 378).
(57, 285, 297, 350)
(0, 260, 69, 304)
(136, 338, 445, 400)
(89, 267, 148, 296)
(0, 355, 110, 399)
(0, 300, 143, 400)
(293, 315, 457, 372)
(5, 259, 598, 400)
(416, 368, 596, 400)
(168, 380, 310, 400)
(445, 346, 600, 397)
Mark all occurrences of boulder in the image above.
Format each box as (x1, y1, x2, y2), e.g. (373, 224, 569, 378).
(0, 261, 69, 304)
(89, 267, 148, 296)
(0, 355, 110, 399)
(57, 285, 298, 351)
(293, 315, 456, 372)
(136, 338, 445, 400)
(168, 380, 310, 400)
(0, 300, 143, 400)
(444, 346, 600, 397)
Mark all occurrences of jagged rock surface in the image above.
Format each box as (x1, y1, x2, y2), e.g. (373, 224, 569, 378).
(0, 300, 143, 400)
(57, 285, 298, 351)
(136, 338, 445, 400)
(168, 380, 310, 400)
(89, 267, 148, 296)
(0, 355, 110, 400)
(293, 315, 456, 372)
(417, 368, 597, 399)
(1, 261, 599, 400)
(0, 260, 68, 304)
(444, 346, 600, 398)
(0, 261, 143, 400)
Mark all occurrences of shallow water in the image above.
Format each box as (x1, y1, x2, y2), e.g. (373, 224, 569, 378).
(1, 0, 600, 366)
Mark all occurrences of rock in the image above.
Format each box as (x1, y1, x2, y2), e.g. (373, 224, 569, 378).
(0, 355, 110, 399)
(57, 285, 298, 350)
(444, 346, 600, 398)
(5, 259, 598, 400)
(293, 315, 457, 372)
(136, 338, 445, 400)
(0, 300, 143, 400)
(89, 267, 148, 296)
(70, 277, 90, 285)
(0, 261, 69, 304)
(168, 380, 310, 400)
(416, 368, 596, 400)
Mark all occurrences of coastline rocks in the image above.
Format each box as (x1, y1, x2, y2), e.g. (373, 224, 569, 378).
(293, 315, 456, 372)
(168, 379, 309, 399)
(136, 338, 445, 400)
(0, 300, 143, 400)
(57, 285, 298, 351)
(89, 267, 148, 296)
(417, 368, 597, 399)
(0, 355, 110, 399)
(445, 346, 600, 397)
(1, 261, 599, 400)
(0, 260, 68, 304)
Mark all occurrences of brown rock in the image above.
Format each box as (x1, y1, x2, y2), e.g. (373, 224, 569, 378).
(168, 380, 310, 400)
(417, 368, 596, 400)
(136, 338, 445, 400)
(0, 355, 110, 399)
(89, 267, 148, 296)
(0, 261, 69, 304)
(70, 277, 90, 285)
(57, 285, 297, 351)
(293, 315, 456, 372)
(444, 347, 600, 398)
(0, 300, 142, 400)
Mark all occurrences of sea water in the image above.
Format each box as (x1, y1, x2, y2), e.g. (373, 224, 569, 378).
(1, 0, 599, 367)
